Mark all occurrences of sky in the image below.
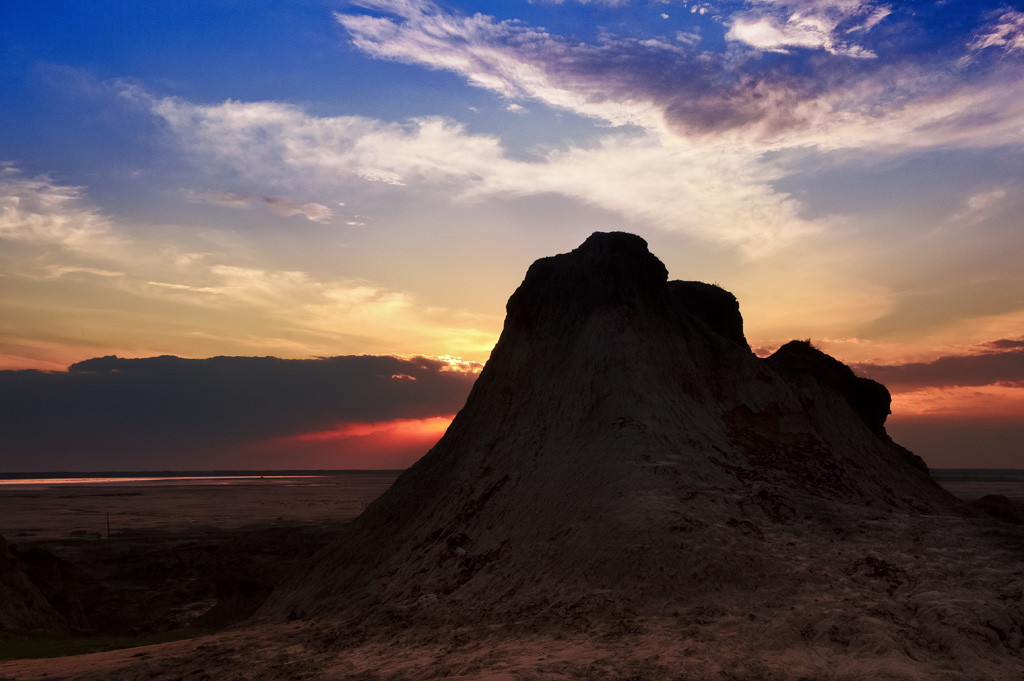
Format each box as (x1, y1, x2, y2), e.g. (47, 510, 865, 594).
(1, 0, 1022, 471)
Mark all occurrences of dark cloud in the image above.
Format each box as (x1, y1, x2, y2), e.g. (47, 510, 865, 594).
(854, 348, 1024, 391)
(0, 355, 478, 471)
(986, 338, 1024, 350)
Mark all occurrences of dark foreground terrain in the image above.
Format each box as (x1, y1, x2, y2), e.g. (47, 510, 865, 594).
(0, 473, 1022, 679)
(0, 474, 398, 660)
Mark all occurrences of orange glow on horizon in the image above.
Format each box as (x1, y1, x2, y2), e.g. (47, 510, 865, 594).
(890, 385, 1024, 421)
(286, 415, 455, 443)
(251, 415, 458, 469)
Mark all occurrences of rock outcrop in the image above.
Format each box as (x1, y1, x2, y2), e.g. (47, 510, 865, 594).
(264, 233, 963, 625)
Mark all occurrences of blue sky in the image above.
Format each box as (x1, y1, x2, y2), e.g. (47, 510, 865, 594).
(1, 0, 1023, 468)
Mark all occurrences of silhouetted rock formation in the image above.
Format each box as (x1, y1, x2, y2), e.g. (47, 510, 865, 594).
(264, 232, 961, 630)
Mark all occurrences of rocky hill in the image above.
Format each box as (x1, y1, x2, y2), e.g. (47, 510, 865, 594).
(262, 234, 1007, 646)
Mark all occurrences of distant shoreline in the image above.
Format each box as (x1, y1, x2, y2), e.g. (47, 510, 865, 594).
(0, 468, 1020, 482)
(929, 469, 1024, 482)
(0, 469, 405, 480)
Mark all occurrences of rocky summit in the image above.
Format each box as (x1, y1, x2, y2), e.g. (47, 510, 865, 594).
(256, 234, 1023, 679)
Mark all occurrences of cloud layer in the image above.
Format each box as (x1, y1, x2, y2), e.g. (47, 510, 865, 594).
(855, 344, 1024, 392)
(336, 0, 1024, 148)
(0, 355, 478, 470)
(124, 1, 1024, 257)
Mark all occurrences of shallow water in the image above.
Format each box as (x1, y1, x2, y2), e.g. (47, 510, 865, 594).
(0, 475, 319, 490)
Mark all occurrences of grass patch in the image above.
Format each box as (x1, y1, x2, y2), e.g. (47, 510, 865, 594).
(0, 629, 206, 661)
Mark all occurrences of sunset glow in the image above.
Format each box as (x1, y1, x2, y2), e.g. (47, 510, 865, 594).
(287, 416, 456, 443)
(891, 386, 1024, 422)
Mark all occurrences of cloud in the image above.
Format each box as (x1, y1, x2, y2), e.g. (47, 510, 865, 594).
(113, 4, 1024, 260)
(142, 91, 507, 191)
(334, 1, 1024, 151)
(0, 354, 479, 470)
(727, 16, 871, 58)
(987, 338, 1024, 350)
(263, 197, 333, 222)
(297, 202, 333, 222)
(45, 265, 123, 279)
(854, 345, 1024, 392)
(186, 189, 333, 223)
(108, 2, 1024, 258)
(140, 263, 501, 360)
(675, 31, 701, 48)
(333, 2, 671, 129)
(0, 163, 127, 255)
(850, 338, 1024, 466)
(136, 90, 826, 253)
(947, 187, 1008, 225)
(726, 0, 889, 57)
(968, 9, 1024, 54)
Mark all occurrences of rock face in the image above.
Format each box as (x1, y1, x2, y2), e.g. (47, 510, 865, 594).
(265, 232, 963, 628)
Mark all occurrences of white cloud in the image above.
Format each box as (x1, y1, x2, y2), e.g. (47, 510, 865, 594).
(847, 5, 891, 33)
(783, 79, 1024, 154)
(145, 92, 507, 192)
(675, 31, 701, 47)
(968, 10, 1024, 54)
(334, 4, 666, 129)
(727, 15, 875, 57)
(726, 0, 887, 57)
(0, 163, 126, 255)
(298, 202, 333, 223)
(138, 92, 826, 253)
(947, 187, 1009, 225)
